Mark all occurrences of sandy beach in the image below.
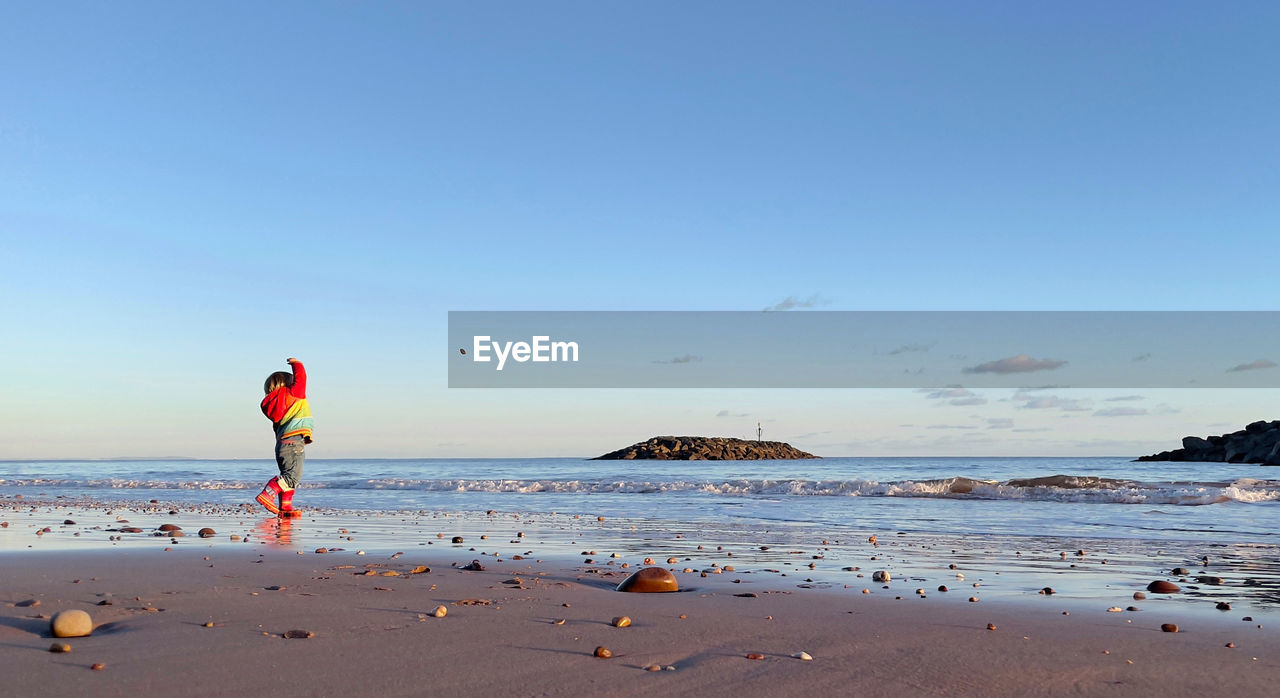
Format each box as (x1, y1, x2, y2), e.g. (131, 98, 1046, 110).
(4, 501, 1278, 697)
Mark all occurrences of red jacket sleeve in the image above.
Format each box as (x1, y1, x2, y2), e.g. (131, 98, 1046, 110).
(289, 361, 307, 398)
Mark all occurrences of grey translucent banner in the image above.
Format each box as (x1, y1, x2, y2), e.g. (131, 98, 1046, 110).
(447, 311, 1280, 388)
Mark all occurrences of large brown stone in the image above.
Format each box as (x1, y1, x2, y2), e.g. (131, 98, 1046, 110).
(616, 567, 679, 593)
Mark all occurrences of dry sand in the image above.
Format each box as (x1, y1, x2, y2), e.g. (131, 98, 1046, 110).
(4, 544, 1278, 697)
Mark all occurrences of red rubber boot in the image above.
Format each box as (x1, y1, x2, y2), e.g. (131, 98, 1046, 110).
(278, 488, 301, 518)
(256, 477, 282, 515)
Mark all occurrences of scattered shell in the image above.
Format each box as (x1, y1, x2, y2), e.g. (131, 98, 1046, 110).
(593, 646, 612, 658)
(611, 616, 631, 628)
(431, 605, 447, 618)
(552, 619, 565, 625)
(283, 629, 314, 639)
(1160, 623, 1179, 633)
(616, 567, 678, 593)
(1107, 607, 1123, 613)
(792, 651, 813, 661)
(50, 609, 93, 638)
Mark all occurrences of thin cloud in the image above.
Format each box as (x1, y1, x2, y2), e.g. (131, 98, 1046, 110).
(987, 418, 1014, 429)
(919, 386, 974, 399)
(886, 342, 934, 355)
(1227, 359, 1277, 373)
(964, 354, 1067, 374)
(715, 410, 749, 418)
(652, 354, 703, 364)
(1105, 395, 1145, 402)
(927, 424, 979, 430)
(949, 397, 988, 406)
(1133, 353, 1152, 362)
(1018, 395, 1090, 411)
(762, 294, 831, 312)
(1093, 407, 1148, 417)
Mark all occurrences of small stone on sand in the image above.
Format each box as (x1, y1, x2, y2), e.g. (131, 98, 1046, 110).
(1133, 592, 1146, 600)
(616, 567, 678, 593)
(986, 623, 997, 631)
(283, 629, 314, 639)
(49, 643, 71, 653)
(792, 651, 812, 661)
(50, 609, 93, 638)
(611, 616, 631, 628)
(432, 605, 447, 618)
(593, 646, 612, 658)
(872, 570, 890, 582)
(198, 528, 215, 538)
(745, 653, 765, 660)
(645, 664, 661, 671)
(1147, 581, 1180, 594)
(1160, 623, 1179, 633)
(91, 663, 105, 671)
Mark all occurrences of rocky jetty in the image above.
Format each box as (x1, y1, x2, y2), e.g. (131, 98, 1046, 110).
(1137, 420, 1280, 465)
(592, 436, 818, 460)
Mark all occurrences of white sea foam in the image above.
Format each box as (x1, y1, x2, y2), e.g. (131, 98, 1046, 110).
(3, 474, 1278, 506)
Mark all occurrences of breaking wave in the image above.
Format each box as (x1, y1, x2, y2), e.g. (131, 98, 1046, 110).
(2, 474, 1278, 506)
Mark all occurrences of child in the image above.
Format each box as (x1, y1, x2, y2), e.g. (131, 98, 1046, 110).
(257, 357, 313, 517)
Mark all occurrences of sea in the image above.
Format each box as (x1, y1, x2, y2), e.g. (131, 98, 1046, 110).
(4, 456, 1279, 612)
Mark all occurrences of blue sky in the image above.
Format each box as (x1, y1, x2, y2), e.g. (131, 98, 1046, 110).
(2, 1, 1277, 458)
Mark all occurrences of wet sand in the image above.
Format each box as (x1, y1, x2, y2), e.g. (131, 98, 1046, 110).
(3, 500, 1279, 696)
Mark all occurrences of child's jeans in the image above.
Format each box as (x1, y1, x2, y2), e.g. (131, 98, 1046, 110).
(275, 437, 305, 490)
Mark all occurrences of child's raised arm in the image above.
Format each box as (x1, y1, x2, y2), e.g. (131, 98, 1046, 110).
(286, 358, 307, 397)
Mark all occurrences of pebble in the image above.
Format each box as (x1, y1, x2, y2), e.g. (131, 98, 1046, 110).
(452, 536, 464, 543)
(314, 548, 328, 554)
(987, 623, 997, 631)
(1039, 587, 1055, 595)
(611, 616, 631, 628)
(49, 643, 71, 653)
(937, 585, 948, 592)
(1160, 623, 1179, 633)
(667, 557, 679, 564)
(968, 597, 979, 603)
(1147, 581, 1180, 594)
(283, 629, 314, 639)
(158, 524, 181, 532)
(792, 652, 813, 661)
(1107, 607, 1122, 613)
(872, 570, 890, 582)
(432, 605, 447, 618)
(1216, 602, 1232, 611)
(1133, 592, 1146, 600)
(50, 609, 93, 638)
(616, 567, 678, 593)
(745, 653, 765, 660)
(645, 664, 662, 671)
(1226, 642, 1235, 648)
(552, 619, 565, 625)
(1171, 567, 1189, 575)
(91, 663, 105, 671)
(593, 646, 612, 658)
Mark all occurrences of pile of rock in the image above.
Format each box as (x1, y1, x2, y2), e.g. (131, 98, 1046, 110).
(592, 436, 818, 461)
(1137, 420, 1280, 464)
